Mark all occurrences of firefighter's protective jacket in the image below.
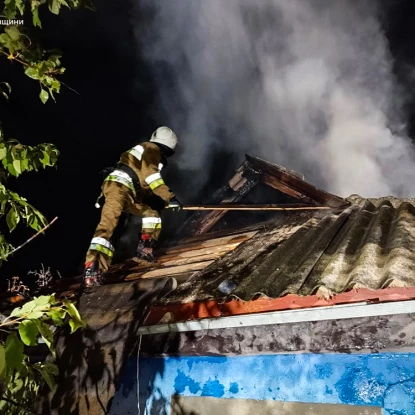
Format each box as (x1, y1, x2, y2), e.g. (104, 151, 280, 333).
(117, 142, 175, 203)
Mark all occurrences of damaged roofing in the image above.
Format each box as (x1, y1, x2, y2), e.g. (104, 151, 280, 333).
(160, 194, 415, 304)
(55, 155, 415, 310)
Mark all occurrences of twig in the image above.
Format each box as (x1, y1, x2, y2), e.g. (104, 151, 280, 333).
(0, 396, 45, 415)
(60, 81, 80, 95)
(1, 305, 63, 327)
(0, 50, 30, 66)
(6, 217, 58, 258)
(14, 34, 32, 60)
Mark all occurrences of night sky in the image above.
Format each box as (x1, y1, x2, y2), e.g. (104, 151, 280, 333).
(0, 0, 415, 281)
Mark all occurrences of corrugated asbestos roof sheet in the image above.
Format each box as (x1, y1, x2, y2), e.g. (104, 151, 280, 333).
(161, 195, 415, 304)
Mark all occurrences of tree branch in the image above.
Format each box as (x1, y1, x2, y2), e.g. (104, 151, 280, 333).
(0, 50, 30, 66)
(0, 396, 45, 415)
(6, 216, 58, 259)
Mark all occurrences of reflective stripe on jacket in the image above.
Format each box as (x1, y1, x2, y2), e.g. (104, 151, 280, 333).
(88, 236, 115, 258)
(103, 169, 136, 196)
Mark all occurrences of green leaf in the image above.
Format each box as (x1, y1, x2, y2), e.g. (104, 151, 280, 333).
(29, 214, 40, 231)
(49, 55, 61, 67)
(2, 1, 17, 19)
(49, 0, 61, 14)
(44, 362, 58, 376)
(34, 362, 58, 390)
(15, 0, 25, 15)
(10, 377, 24, 394)
(0, 147, 7, 160)
(0, 345, 5, 377)
(48, 308, 66, 326)
(4, 26, 20, 41)
(6, 163, 17, 176)
(4, 332, 24, 370)
(0, 33, 12, 48)
(40, 150, 50, 165)
(32, 7, 42, 28)
(69, 319, 85, 333)
(19, 320, 39, 346)
(12, 159, 21, 175)
(40, 89, 49, 104)
(24, 66, 40, 80)
(10, 298, 36, 317)
(26, 311, 46, 319)
(34, 295, 52, 307)
(34, 321, 54, 355)
(51, 79, 61, 93)
(6, 206, 19, 232)
(65, 301, 86, 333)
(21, 158, 29, 171)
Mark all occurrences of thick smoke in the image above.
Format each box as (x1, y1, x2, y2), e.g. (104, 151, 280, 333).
(135, 0, 415, 198)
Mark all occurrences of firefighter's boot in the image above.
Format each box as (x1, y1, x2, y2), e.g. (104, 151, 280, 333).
(82, 260, 103, 290)
(136, 234, 157, 263)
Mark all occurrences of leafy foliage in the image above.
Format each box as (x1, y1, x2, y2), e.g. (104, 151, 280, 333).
(0, 2, 92, 413)
(0, 294, 85, 414)
(3, 0, 95, 25)
(1, 1, 94, 102)
(0, 0, 93, 264)
(0, 23, 65, 102)
(0, 122, 59, 264)
(0, 127, 59, 177)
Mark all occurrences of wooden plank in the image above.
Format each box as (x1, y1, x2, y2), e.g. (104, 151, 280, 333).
(53, 231, 258, 290)
(125, 260, 214, 280)
(262, 173, 315, 203)
(94, 233, 255, 283)
(160, 253, 224, 267)
(164, 219, 275, 247)
(162, 231, 257, 256)
(247, 155, 349, 208)
(160, 242, 242, 263)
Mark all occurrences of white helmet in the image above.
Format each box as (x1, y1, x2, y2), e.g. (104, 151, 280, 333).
(150, 126, 178, 151)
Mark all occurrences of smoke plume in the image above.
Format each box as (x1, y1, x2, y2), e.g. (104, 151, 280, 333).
(134, 0, 415, 198)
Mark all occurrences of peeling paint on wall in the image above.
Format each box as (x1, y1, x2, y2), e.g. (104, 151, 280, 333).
(109, 353, 415, 415)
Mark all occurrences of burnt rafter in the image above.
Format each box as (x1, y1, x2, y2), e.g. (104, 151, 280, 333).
(246, 155, 349, 208)
(177, 160, 262, 236)
(178, 155, 348, 237)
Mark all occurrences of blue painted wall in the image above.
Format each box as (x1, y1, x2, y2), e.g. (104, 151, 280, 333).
(109, 353, 415, 415)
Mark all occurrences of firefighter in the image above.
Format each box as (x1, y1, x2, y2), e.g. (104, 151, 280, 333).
(82, 126, 182, 289)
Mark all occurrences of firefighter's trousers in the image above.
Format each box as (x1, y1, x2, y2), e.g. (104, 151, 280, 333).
(85, 181, 162, 271)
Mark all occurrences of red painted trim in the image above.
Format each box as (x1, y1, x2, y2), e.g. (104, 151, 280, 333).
(145, 287, 415, 326)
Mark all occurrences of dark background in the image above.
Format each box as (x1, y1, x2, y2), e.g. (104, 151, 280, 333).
(0, 0, 414, 282)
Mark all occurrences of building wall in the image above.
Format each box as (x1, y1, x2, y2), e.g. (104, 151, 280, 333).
(109, 352, 415, 415)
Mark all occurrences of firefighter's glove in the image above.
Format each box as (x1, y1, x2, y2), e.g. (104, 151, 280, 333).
(168, 197, 182, 212)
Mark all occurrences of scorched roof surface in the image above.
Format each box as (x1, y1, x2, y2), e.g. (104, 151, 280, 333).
(161, 195, 415, 304)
